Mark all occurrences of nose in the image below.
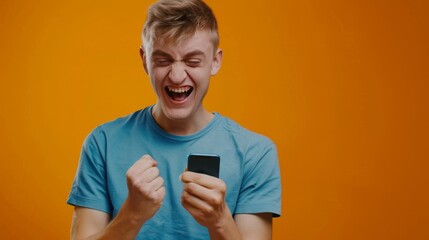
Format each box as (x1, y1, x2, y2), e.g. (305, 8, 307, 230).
(169, 61, 187, 84)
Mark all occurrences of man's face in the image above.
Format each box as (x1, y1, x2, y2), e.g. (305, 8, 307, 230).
(142, 30, 222, 123)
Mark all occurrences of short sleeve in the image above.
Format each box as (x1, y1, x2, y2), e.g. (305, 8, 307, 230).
(235, 143, 282, 217)
(67, 127, 113, 214)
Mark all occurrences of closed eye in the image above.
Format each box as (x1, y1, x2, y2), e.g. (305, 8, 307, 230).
(185, 59, 202, 67)
(154, 58, 173, 66)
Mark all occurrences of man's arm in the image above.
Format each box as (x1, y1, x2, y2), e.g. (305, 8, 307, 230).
(181, 171, 273, 240)
(234, 213, 272, 240)
(70, 201, 151, 240)
(70, 155, 165, 240)
(71, 207, 148, 240)
(71, 207, 110, 240)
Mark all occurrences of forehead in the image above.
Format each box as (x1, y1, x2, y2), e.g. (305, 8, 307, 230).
(150, 30, 215, 57)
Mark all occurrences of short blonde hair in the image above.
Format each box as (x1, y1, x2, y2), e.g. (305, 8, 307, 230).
(142, 0, 219, 53)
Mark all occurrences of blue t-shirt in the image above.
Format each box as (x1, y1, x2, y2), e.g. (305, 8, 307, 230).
(67, 106, 281, 239)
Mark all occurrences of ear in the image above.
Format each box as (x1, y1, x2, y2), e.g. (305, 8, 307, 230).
(211, 48, 223, 76)
(140, 47, 149, 74)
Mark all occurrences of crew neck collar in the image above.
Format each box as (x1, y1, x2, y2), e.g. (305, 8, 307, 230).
(145, 106, 221, 142)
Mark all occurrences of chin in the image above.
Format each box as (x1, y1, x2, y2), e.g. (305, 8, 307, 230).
(163, 105, 194, 121)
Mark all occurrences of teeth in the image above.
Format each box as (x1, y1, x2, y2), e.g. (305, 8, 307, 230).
(167, 86, 191, 93)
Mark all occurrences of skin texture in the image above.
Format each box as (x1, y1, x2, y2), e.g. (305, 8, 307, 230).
(70, 30, 273, 240)
(141, 30, 222, 135)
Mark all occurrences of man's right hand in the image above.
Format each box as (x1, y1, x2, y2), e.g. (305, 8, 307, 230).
(123, 154, 165, 224)
(71, 155, 165, 240)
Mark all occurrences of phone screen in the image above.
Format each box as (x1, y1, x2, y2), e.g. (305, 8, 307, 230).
(188, 153, 220, 178)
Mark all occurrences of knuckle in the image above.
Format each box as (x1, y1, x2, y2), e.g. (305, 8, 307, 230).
(147, 156, 156, 163)
(218, 182, 227, 192)
(181, 172, 191, 182)
(138, 184, 151, 195)
(201, 205, 214, 215)
(158, 177, 165, 186)
(126, 171, 133, 180)
(186, 171, 201, 182)
(141, 155, 155, 164)
(208, 194, 222, 206)
(152, 167, 160, 176)
(155, 188, 166, 201)
(181, 191, 189, 204)
(194, 173, 202, 181)
(126, 166, 136, 177)
(139, 184, 165, 201)
(147, 191, 158, 200)
(126, 172, 136, 184)
(185, 183, 195, 193)
(181, 198, 188, 209)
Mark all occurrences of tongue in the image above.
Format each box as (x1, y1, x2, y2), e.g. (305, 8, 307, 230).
(171, 92, 188, 101)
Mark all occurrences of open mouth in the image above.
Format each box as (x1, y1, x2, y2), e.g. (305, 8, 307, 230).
(165, 86, 193, 101)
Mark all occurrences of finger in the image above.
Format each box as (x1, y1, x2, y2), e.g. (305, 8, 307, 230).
(149, 176, 164, 191)
(137, 154, 155, 163)
(155, 186, 166, 201)
(136, 166, 160, 183)
(143, 185, 166, 204)
(184, 181, 225, 205)
(182, 189, 211, 213)
(178, 167, 187, 181)
(183, 182, 211, 200)
(181, 171, 224, 189)
(128, 155, 157, 175)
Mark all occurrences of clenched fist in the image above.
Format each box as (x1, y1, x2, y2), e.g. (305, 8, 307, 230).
(123, 154, 165, 223)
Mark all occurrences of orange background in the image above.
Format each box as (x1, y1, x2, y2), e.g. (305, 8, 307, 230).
(1, 0, 428, 239)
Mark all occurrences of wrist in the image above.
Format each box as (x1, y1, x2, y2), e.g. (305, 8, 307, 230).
(208, 210, 240, 240)
(100, 199, 148, 240)
(117, 198, 148, 226)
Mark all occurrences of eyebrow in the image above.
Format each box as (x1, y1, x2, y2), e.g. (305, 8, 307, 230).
(183, 50, 206, 59)
(151, 50, 206, 59)
(151, 50, 172, 58)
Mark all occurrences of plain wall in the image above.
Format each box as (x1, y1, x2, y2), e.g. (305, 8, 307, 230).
(0, 0, 428, 239)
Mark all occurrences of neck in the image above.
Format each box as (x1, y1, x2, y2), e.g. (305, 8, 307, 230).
(151, 106, 214, 136)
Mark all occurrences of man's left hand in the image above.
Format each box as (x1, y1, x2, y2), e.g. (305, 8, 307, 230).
(180, 171, 232, 230)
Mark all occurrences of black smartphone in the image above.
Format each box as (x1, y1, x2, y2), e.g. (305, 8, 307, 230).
(187, 153, 220, 178)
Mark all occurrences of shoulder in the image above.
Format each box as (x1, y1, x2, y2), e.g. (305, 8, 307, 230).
(100, 108, 147, 131)
(83, 108, 150, 148)
(216, 113, 277, 161)
(91, 108, 147, 136)
(219, 115, 274, 147)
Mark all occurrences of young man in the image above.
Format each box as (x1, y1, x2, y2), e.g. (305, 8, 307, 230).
(67, 0, 281, 239)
